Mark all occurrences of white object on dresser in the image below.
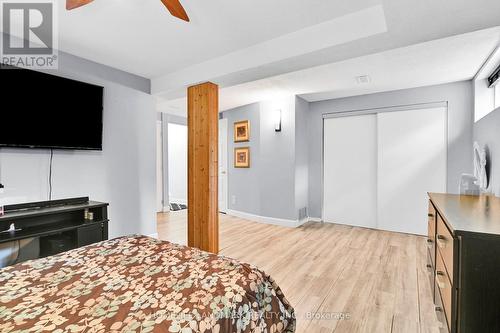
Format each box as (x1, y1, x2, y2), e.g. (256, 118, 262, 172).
(459, 173, 480, 195)
(473, 141, 488, 191)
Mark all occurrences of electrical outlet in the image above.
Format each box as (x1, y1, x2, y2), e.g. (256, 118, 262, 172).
(231, 195, 236, 205)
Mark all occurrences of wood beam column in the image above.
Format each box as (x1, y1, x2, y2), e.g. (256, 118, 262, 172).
(187, 82, 219, 253)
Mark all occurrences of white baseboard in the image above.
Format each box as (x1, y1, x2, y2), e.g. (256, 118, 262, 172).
(148, 233, 159, 239)
(169, 198, 187, 205)
(308, 217, 323, 223)
(226, 209, 309, 228)
(157, 206, 170, 213)
(298, 216, 310, 226)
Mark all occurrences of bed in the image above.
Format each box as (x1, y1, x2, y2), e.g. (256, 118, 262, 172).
(0, 235, 295, 332)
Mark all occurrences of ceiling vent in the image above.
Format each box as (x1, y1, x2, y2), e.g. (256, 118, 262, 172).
(355, 75, 371, 84)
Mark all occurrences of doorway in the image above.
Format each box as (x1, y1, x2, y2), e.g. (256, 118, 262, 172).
(167, 123, 188, 207)
(156, 121, 164, 212)
(219, 118, 228, 213)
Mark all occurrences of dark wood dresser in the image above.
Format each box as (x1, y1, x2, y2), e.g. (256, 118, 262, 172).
(427, 193, 500, 333)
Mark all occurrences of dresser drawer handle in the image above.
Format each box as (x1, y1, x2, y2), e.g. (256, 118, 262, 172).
(436, 271, 447, 289)
(436, 235, 447, 248)
(435, 306, 443, 312)
(427, 238, 434, 248)
(428, 213, 435, 218)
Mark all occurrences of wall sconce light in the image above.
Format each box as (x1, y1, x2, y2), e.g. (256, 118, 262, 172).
(274, 109, 282, 132)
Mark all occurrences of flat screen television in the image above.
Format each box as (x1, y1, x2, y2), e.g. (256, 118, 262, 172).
(0, 65, 104, 150)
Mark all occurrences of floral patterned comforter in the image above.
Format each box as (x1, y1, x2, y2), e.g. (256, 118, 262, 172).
(0, 236, 295, 333)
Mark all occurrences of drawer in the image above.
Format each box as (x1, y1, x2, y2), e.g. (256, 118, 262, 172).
(436, 251, 453, 331)
(428, 201, 436, 266)
(436, 214, 454, 279)
(428, 201, 437, 223)
(77, 223, 104, 247)
(434, 276, 451, 333)
(427, 248, 435, 299)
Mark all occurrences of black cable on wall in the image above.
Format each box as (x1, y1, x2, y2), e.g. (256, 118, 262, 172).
(0, 147, 4, 190)
(0, 149, 55, 200)
(48, 149, 53, 201)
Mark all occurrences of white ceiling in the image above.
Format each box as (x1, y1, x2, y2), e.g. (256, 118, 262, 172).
(3, 0, 499, 108)
(158, 27, 500, 116)
(151, 0, 500, 99)
(53, 0, 380, 78)
(151, 4, 388, 95)
(2, 0, 497, 82)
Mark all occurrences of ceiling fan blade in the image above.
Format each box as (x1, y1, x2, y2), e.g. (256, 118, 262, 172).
(66, 0, 94, 10)
(160, 0, 190, 22)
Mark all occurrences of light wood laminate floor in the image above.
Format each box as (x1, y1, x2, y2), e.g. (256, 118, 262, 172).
(157, 211, 445, 333)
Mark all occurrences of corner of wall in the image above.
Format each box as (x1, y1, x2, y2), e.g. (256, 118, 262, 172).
(294, 96, 310, 220)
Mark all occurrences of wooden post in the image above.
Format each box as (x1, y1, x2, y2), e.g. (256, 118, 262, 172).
(187, 82, 219, 253)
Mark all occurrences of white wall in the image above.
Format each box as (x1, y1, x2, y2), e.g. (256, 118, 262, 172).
(294, 97, 309, 220)
(472, 47, 500, 196)
(496, 85, 500, 108)
(222, 96, 307, 223)
(222, 103, 262, 216)
(474, 106, 500, 196)
(474, 56, 500, 196)
(259, 97, 297, 220)
(219, 81, 474, 224)
(474, 78, 496, 121)
(308, 81, 474, 218)
(0, 48, 156, 239)
(102, 84, 156, 237)
(167, 123, 188, 204)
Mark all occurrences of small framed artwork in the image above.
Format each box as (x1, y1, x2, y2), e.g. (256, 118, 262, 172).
(234, 147, 250, 168)
(234, 120, 250, 142)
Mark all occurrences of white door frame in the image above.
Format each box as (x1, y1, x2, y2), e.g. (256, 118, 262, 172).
(321, 101, 448, 223)
(219, 118, 228, 213)
(156, 120, 164, 212)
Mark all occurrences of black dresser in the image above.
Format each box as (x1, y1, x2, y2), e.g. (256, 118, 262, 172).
(0, 197, 109, 264)
(427, 193, 500, 333)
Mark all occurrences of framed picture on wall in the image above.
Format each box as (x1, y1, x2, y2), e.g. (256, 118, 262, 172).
(234, 147, 250, 168)
(234, 120, 250, 142)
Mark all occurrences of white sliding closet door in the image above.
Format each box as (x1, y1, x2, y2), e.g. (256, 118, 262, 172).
(377, 107, 447, 235)
(323, 115, 377, 228)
